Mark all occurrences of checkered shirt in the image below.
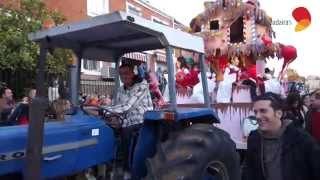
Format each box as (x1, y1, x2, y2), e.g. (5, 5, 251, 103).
(106, 80, 153, 127)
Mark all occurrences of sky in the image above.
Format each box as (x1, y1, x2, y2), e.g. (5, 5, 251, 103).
(148, 0, 320, 77)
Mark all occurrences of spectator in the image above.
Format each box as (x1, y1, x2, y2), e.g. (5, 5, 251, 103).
(79, 92, 86, 104)
(51, 89, 71, 121)
(302, 93, 311, 112)
(137, 63, 147, 79)
(0, 87, 15, 123)
(83, 94, 91, 105)
(147, 54, 165, 108)
(284, 92, 305, 128)
(306, 89, 320, 144)
(100, 94, 112, 106)
(24, 87, 36, 104)
(88, 94, 99, 106)
(242, 92, 320, 180)
(156, 67, 167, 95)
(7, 89, 36, 125)
(148, 72, 165, 108)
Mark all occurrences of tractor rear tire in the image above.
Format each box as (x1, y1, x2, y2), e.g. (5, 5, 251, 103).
(146, 124, 240, 180)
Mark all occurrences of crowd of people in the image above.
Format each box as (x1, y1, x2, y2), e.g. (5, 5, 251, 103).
(283, 90, 320, 142)
(0, 61, 319, 180)
(0, 85, 75, 125)
(0, 87, 36, 125)
(80, 94, 112, 107)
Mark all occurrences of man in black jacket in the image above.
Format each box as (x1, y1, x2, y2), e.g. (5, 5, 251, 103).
(305, 89, 320, 144)
(242, 92, 320, 180)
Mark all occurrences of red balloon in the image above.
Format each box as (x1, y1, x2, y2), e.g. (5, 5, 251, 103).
(281, 45, 297, 64)
(279, 45, 297, 78)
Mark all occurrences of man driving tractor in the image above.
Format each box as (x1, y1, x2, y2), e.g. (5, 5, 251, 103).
(99, 62, 153, 179)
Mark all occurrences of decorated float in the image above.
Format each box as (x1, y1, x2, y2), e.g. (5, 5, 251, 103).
(172, 0, 298, 149)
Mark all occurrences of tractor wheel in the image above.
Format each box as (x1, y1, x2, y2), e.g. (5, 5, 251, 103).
(146, 124, 240, 180)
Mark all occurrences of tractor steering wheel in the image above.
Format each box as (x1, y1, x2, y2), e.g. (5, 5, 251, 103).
(100, 108, 124, 129)
(82, 105, 124, 129)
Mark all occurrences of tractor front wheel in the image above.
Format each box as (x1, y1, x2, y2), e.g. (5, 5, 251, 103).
(146, 124, 240, 180)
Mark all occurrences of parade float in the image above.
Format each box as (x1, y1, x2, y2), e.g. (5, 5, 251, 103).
(173, 0, 298, 149)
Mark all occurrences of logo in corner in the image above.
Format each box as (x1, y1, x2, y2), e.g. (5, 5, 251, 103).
(292, 7, 311, 32)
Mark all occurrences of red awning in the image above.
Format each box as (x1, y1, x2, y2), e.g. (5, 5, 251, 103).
(157, 54, 166, 63)
(123, 52, 148, 62)
(123, 52, 167, 63)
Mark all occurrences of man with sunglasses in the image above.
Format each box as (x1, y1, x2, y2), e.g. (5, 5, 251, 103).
(242, 92, 320, 180)
(306, 89, 320, 144)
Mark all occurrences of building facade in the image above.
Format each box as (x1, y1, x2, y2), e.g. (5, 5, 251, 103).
(305, 76, 320, 92)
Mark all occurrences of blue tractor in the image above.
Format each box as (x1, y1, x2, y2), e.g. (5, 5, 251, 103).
(0, 11, 240, 180)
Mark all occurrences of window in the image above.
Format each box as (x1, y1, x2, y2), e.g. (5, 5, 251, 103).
(222, 0, 226, 7)
(151, 16, 170, 26)
(101, 66, 116, 79)
(210, 20, 219, 31)
(109, 67, 117, 78)
(83, 60, 100, 71)
(230, 16, 244, 43)
(87, 0, 108, 17)
(127, 2, 142, 16)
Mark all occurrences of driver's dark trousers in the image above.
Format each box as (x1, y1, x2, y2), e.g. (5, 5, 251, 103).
(120, 124, 142, 172)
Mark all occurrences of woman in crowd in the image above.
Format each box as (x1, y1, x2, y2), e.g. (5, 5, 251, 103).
(302, 93, 311, 113)
(284, 92, 306, 128)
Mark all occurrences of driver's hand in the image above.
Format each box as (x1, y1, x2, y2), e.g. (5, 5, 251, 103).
(99, 108, 110, 116)
(99, 108, 123, 118)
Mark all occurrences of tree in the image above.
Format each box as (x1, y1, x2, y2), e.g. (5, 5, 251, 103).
(286, 68, 300, 82)
(0, 0, 71, 97)
(0, 0, 70, 74)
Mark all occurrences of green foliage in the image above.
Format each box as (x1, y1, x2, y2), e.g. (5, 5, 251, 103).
(0, 0, 70, 75)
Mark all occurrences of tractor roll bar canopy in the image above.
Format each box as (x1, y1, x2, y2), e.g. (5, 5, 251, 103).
(26, 11, 208, 180)
(28, 11, 205, 59)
